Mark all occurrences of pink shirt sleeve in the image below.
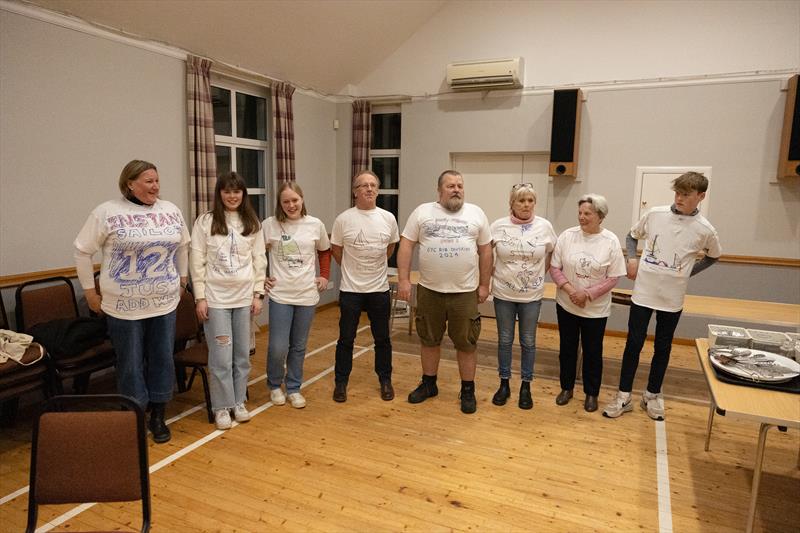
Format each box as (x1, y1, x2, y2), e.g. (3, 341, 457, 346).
(585, 276, 619, 301)
(549, 266, 569, 287)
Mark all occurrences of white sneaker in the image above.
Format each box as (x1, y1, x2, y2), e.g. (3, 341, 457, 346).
(287, 392, 306, 409)
(233, 403, 250, 423)
(641, 390, 665, 421)
(270, 388, 286, 406)
(214, 409, 232, 430)
(602, 391, 633, 419)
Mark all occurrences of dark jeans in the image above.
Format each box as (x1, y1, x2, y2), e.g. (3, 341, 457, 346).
(335, 291, 392, 384)
(556, 303, 608, 396)
(618, 302, 682, 394)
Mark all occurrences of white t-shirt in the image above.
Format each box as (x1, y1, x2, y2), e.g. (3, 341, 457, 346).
(74, 198, 190, 320)
(401, 202, 491, 293)
(263, 215, 330, 306)
(189, 212, 267, 308)
(491, 216, 557, 302)
(631, 205, 722, 312)
(330, 207, 399, 293)
(551, 226, 627, 318)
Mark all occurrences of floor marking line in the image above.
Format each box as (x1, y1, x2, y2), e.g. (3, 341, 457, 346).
(655, 420, 674, 533)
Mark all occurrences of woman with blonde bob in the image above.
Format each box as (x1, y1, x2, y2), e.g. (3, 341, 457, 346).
(489, 183, 556, 409)
(262, 182, 330, 409)
(550, 194, 626, 413)
(190, 172, 267, 430)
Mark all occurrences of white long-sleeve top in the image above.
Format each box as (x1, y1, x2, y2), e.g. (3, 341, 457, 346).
(189, 212, 267, 308)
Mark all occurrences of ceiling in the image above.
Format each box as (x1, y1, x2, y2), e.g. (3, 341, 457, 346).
(24, 0, 447, 95)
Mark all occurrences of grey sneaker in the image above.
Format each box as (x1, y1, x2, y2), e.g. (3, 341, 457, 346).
(641, 391, 665, 421)
(602, 391, 633, 418)
(214, 409, 232, 430)
(233, 403, 251, 423)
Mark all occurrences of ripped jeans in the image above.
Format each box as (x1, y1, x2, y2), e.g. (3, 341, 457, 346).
(204, 306, 252, 411)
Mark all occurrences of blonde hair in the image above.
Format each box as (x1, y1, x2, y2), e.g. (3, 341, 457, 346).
(275, 181, 307, 222)
(509, 183, 537, 206)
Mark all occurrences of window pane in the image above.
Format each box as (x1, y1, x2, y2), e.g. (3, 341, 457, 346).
(211, 86, 232, 137)
(371, 113, 401, 149)
(376, 194, 398, 217)
(248, 192, 265, 219)
(236, 92, 267, 141)
(236, 148, 265, 189)
(371, 157, 399, 189)
(216, 146, 231, 175)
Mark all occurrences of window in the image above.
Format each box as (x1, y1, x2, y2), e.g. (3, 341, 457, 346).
(370, 106, 401, 266)
(211, 79, 271, 218)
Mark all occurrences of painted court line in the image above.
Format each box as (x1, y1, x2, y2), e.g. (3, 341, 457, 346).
(35, 343, 374, 532)
(655, 420, 674, 533)
(2, 326, 371, 507)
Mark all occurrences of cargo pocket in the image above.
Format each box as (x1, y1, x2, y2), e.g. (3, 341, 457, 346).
(415, 314, 430, 343)
(467, 313, 482, 345)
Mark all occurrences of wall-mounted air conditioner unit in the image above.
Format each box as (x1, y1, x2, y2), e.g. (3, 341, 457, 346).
(446, 57, 523, 91)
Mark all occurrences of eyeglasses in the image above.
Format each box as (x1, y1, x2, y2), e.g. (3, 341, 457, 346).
(512, 183, 534, 190)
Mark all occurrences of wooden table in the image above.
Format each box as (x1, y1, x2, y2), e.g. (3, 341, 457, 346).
(694, 338, 800, 533)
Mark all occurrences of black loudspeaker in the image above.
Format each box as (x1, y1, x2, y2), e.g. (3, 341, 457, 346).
(778, 74, 800, 179)
(549, 88, 583, 178)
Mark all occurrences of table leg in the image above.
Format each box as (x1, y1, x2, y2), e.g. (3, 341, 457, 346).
(704, 397, 716, 452)
(745, 423, 773, 533)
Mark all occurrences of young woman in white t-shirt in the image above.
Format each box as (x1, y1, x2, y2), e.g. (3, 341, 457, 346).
(490, 184, 556, 410)
(263, 182, 331, 409)
(190, 172, 267, 430)
(549, 194, 626, 413)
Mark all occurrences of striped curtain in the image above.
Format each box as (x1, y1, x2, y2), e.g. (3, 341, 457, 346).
(351, 99, 372, 178)
(273, 82, 296, 182)
(186, 55, 217, 221)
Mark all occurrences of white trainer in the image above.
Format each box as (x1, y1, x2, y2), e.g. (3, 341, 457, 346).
(270, 388, 286, 406)
(233, 403, 251, 423)
(214, 409, 232, 430)
(287, 392, 306, 409)
(602, 391, 633, 418)
(641, 390, 665, 421)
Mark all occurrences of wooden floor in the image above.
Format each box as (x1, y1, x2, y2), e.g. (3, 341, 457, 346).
(1, 306, 798, 532)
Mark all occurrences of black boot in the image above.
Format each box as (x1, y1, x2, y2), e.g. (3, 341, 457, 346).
(148, 403, 171, 444)
(460, 381, 476, 414)
(492, 378, 511, 406)
(408, 375, 438, 404)
(518, 381, 533, 410)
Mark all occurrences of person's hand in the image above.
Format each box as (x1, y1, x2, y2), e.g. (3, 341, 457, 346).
(85, 291, 103, 314)
(195, 299, 209, 322)
(570, 290, 588, 308)
(251, 296, 263, 315)
(315, 277, 328, 292)
(397, 280, 412, 302)
(477, 285, 489, 303)
(264, 277, 277, 294)
(626, 259, 639, 280)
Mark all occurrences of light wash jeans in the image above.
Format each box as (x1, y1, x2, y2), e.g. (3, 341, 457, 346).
(493, 297, 542, 382)
(204, 306, 251, 410)
(106, 310, 176, 408)
(267, 300, 316, 394)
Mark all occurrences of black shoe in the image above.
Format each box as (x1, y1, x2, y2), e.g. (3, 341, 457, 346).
(333, 382, 347, 403)
(492, 378, 511, 406)
(518, 381, 533, 410)
(584, 395, 598, 412)
(408, 379, 438, 404)
(555, 389, 573, 406)
(148, 403, 171, 444)
(460, 385, 477, 414)
(380, 379, 395, 401)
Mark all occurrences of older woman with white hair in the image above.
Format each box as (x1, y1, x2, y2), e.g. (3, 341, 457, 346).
(489, 183, 556, 409)
(550, 194, 626, 412)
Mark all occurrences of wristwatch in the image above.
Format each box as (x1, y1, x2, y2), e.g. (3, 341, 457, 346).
(256, 293, 266, 300)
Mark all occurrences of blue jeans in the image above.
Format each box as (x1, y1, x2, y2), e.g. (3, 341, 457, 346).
(335, 291, 392, 384)
(204, 306, 251, 410)
(106, 310, 176, 408)
(494, 297, 542, 382)
(618, 303, 682, 394)
(267, 300, 316, 394)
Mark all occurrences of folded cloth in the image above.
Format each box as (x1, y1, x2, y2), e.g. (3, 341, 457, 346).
(0, 329, 44, 365)
(28, 317, 107, 360)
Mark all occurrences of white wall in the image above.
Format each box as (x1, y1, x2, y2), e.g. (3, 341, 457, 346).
(355, 0, 800, 96)
(0, 10, 187, 276)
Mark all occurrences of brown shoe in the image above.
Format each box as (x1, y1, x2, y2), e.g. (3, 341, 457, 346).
(333, 382, 347, 403)
(555, 389, 573, 406)
(380, 380, 395, 401)
(584, 395, 598, 412)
